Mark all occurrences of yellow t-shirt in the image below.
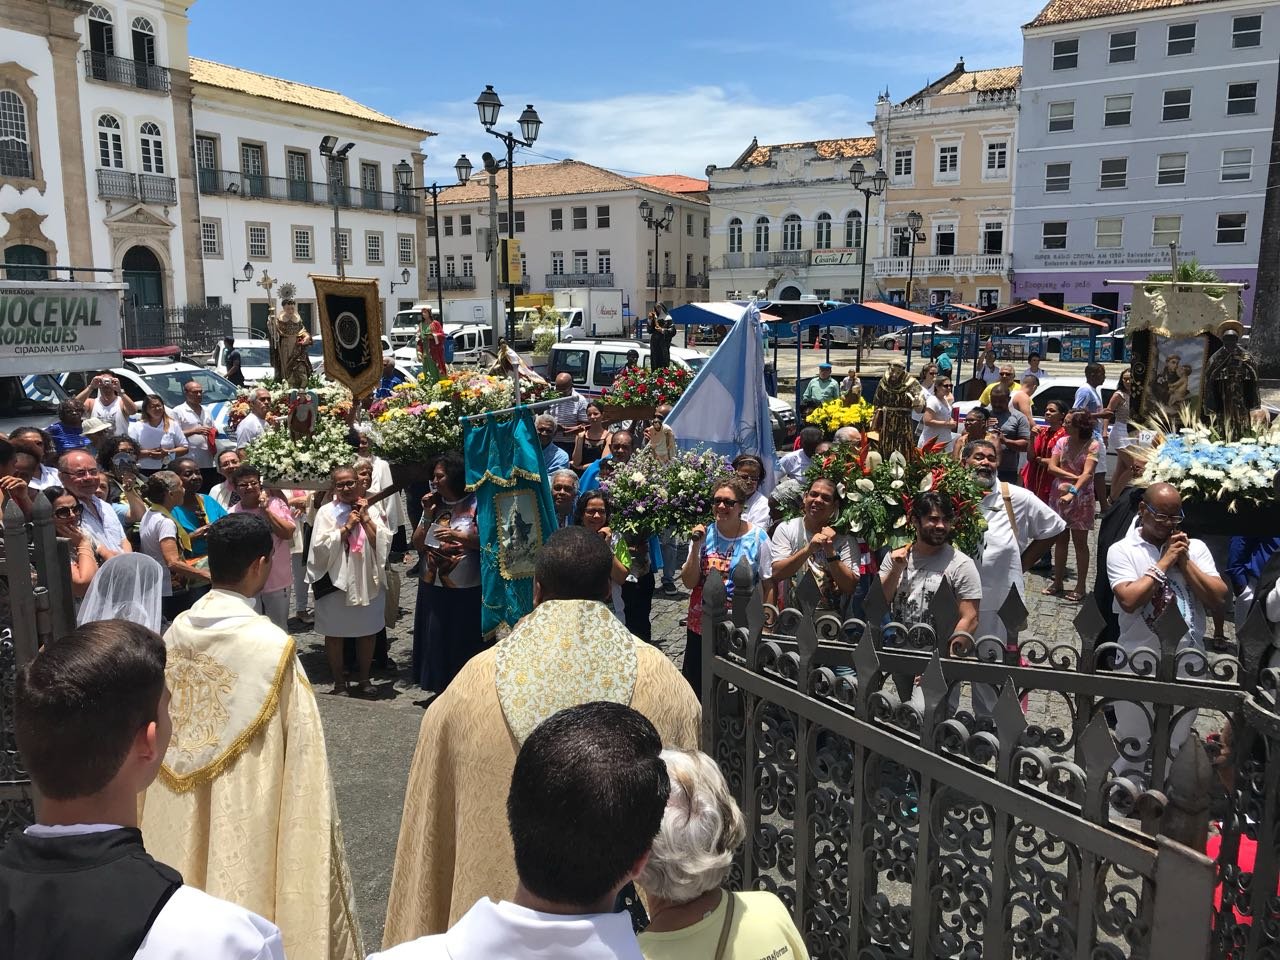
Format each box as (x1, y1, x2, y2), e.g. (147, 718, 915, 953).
(978, 380, 1022, 406)
(638, 890, 809, 960)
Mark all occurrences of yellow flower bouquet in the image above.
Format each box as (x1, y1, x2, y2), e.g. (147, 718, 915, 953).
(806, 397, 875, 434)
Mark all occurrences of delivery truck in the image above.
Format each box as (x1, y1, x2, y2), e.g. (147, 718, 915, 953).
(553, 288, 625, 340)
(390, 297, 495, 348)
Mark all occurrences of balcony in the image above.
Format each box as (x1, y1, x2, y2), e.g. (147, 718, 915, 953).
(718, 249, 862, 271)
(196, 168, 421, 215)
(83, 51, 170, 94)
(646, 272, 678, 287)
(0, 145, 32, 180)
(433, 275, 476, 290)
(872, 253, 1011, 278)
(685, 274, 710, 289)
(546, 272, 614, 288)
(96, 168, 137, 200)
(96, 169, 177, 205)
(138, 173, 176, 205)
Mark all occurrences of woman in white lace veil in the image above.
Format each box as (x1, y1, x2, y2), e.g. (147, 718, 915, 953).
(77, 553, 165, 633)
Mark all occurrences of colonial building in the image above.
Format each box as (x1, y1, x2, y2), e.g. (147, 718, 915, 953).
(705, 136, 882, 303)
(871, 61, 1020, 312)
(1014, 0, 1277, 318)
(431, 159, 709, 317)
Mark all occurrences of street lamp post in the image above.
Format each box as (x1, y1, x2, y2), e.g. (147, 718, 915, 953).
(849, 159, 888, 369)
(319, 136, 355, 279)
(394, 156, 473, 324)
(456, 153, 504, 350)
(904, 209, 926, 312)
(639, 198, 675, 323)
(474, 85, 542, 343)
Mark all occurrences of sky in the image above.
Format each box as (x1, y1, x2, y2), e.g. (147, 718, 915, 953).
(190, 0, 1044, 182)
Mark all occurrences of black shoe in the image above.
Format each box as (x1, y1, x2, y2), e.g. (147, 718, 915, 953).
(406, 559, 422, 576)
(662, 582, 680, 598)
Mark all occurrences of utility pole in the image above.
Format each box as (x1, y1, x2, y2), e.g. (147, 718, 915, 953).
(1249, 68, 1280, 375)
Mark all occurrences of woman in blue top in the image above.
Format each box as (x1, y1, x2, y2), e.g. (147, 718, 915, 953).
(680, 476, 773, 696)
(170, 456, 228, 558)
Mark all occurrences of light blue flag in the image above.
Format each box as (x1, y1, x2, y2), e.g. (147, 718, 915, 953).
(665, 301, 777, 492)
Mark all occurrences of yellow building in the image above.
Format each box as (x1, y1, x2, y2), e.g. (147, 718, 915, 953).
(871, 60, 1020, 311)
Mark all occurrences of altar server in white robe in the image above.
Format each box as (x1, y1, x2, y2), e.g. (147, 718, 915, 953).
(139, 511, 364, 960)
(0, 618, 284, 960)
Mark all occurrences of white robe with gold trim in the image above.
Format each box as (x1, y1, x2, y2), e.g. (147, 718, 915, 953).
(139, 588, 363, 960)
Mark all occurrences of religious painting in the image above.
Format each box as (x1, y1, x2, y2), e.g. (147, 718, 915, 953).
(287, 390, 318, 439)
(1144, 335, 1210, 420)
(495, 489, 540, 580)
(311, 275, 383, 398)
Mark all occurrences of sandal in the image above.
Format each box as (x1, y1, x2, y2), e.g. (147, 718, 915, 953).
(326, 682, 350, 696)
(1063, 591, 1084, 603)
(352, 681, 377, 699)
(1041, 584, 1063, 596)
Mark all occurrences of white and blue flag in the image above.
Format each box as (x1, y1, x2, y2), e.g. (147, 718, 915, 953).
(666, 301, 777, 492)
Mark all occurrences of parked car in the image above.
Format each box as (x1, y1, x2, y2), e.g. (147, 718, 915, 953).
(954, 376, 1119, 426)
(209, 339, 274, 385)
(874, 324, 942, 351)
(0, 374, 74, 438)
(1006, 325, 1076, 355)
(306, 334, 394, 366)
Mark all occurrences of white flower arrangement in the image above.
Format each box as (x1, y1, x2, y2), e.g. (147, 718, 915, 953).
(241, 416, 356, 485)
(1137, 420, 1280, 507)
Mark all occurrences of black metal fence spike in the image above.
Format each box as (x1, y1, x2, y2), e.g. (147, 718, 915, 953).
(998, 584, 1029, 635)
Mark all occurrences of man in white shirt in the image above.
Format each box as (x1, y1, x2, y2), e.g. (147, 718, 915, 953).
(1107, 482, 1228, 783)
(235, 389, 272, 447)
(208, 449, 242, 510)
(779, 426, 822, 482)
(963, 439, 1065, 715)
(374, 700, 668, 959)
(0, 619, 283, 959)
(59, 449, 130, 559)
(549, 372, 589, 452)
(173, 380, 218, 490)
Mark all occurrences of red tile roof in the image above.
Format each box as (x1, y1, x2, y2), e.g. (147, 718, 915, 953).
(633, 174, 709, 194)
(1027, 0, 1228, 27)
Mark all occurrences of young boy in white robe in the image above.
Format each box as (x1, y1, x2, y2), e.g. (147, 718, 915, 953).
(0, 619, 283, 960)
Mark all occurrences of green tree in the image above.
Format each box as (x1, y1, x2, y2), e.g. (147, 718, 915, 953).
(1144, 259, 1224, 291)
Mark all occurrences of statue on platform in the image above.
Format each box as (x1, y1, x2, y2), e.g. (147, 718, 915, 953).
(270, 283, 313, 388)
(1202, 318, 1262, 440)
(871, 358, 925, 460)
(649, 307, 675, 369)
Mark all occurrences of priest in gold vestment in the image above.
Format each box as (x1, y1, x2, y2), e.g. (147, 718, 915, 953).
(381, 526, 701, 948)
(139, 512, 363, 960)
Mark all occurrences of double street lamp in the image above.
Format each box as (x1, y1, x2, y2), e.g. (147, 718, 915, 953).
(639, 198, 675, 319)
(849, 159, 888, 367)
(319, 136, 355, 279)
(394, 155, 473, 323)
(904, 209, 926, 311)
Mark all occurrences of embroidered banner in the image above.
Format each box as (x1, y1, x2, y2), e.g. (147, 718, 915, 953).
(312, 275, 383, 398)
(465, 408, 557, 638)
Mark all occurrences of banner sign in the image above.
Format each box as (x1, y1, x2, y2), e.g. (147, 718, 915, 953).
(1059, 336, 1121, 363)
(0, 280, 124, 376)
(312, 275, 383, 398)
(810, 250, 862, 266)
(500, 238, 523, 284)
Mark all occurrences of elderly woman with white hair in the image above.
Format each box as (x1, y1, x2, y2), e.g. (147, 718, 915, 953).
(637, 749, 807, 960)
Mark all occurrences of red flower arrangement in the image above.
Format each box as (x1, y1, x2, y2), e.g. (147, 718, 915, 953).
(600, 365, 693, 408)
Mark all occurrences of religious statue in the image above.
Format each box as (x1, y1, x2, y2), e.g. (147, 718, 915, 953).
(649, 307, 675, 369)
(270, 283, 313, 388)
(1202, 318, 1262, 440)
(871, 358, 925, 460)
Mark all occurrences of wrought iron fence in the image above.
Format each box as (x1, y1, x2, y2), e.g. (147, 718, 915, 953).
(0, 499, 76, 847)
(83, 51, 171, 93)
(196, 168, 421, 215)
(123, 303, 232, 355)
(702, 559, 1280, 959)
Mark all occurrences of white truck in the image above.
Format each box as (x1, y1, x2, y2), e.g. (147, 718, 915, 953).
(553, 288, 625, 340)
(389, 297, 495, 348)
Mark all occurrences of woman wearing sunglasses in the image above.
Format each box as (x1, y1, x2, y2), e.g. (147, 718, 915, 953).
(679, 476, 773, 695)
(42, 486, 98, 597)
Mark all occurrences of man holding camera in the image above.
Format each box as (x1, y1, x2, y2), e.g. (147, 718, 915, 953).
(73, 372, 136, 437)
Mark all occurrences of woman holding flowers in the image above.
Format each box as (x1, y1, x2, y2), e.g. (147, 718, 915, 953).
(680, 477, 773, 694)
(1044, 408, 1100, 602)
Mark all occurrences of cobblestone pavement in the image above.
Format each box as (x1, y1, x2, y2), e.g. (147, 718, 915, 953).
(307, 522, 1150, 947)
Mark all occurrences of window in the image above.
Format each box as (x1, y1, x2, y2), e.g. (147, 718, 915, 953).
(200, 219, 220, 256)
(443, 255, 455, 277)
(195, 135, 216, 171)
(130, 17, 155, 65)
(1110, 31, 1136, 62)
(497, 210, 508, 233)
(893, 147, 913, 179)
(551, 251, 564, 275)
(0, 91, 32, 179)
(443, 216, 453, 237)
(703, 217, 709, 239)
(811, 213, 831, 250)
(597, 249, 611, 274)
(686, 212, 694, 236)
(461, 255, 473, 278)
(1095, 217, 1123, 248)
(1228, 82, 1258, 115)
(427, 216, 437, 238)
(754, 216, 770, 252)
(728, 218, 743, 253)
(1222, 147, 1253, 181)
(572, 206, 587, 229)
(336, 229, 351, 264)
(1048, 100, 1075, 132)
(285, 149, 309, 200)
(550, 208, 563, 231)
(294, 227, 313, 261)
(515, 210, 525, 233)
(985, 140, 1008, 177)
(934, 224, 956, 257)
(97, 114, 123, 168)
(240, 142, 264, 177)
(782, 214, 802, 251)
(247, 223, 269, 259)
(1100, 158, 1128, 189)
(138, 122, 164, 173)
(1104, 95, 1132, 126)
(366, 232, 383, 264)
(1153, 215, 1182, 246)
(1162, 88, 1192, 121)
(1042, 221, 1067, 250)
(593, 205, 609, 229)
(428, 257, 437, 279)
(1167, 22, 1196, 55)
(1045, 162, 1071, 192)
(1158, 152, 1187, 185)
(1217, 212, 1247, 244)
(1234, 14, 1262, 48)
(573, 250, 589, 274)
(459, 215, 471, 236)
(87, 6, 114, 61)
(813, 288, 831, 299)
(1053, 38, 1079, 69)
(360, 162, 379, 205)
(982, 222, 1004, 255)
(398, 234, 413, 265)
(936, 143, 959, 177)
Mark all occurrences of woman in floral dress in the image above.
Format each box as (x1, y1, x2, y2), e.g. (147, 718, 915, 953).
(1044, 408, 1101, 602)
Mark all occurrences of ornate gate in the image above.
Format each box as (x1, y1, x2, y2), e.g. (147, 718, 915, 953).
(702, 562, 1280, 959)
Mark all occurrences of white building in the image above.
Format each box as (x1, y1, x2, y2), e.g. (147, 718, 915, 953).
(705, 136, 884, 303)
(432, 159, 710, 320)
(191, 58, 431, 335)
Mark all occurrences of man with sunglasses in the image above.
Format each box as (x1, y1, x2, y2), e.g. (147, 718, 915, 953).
(1107, 482, 1227, 783)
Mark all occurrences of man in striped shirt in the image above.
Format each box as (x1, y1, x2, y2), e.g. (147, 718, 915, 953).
(549, 373, 588, 453)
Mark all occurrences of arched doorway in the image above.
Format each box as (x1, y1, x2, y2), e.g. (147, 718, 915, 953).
(776, 284, 803, 301)
(122, 245, 164, 311)
(3, 243, 49, 281)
